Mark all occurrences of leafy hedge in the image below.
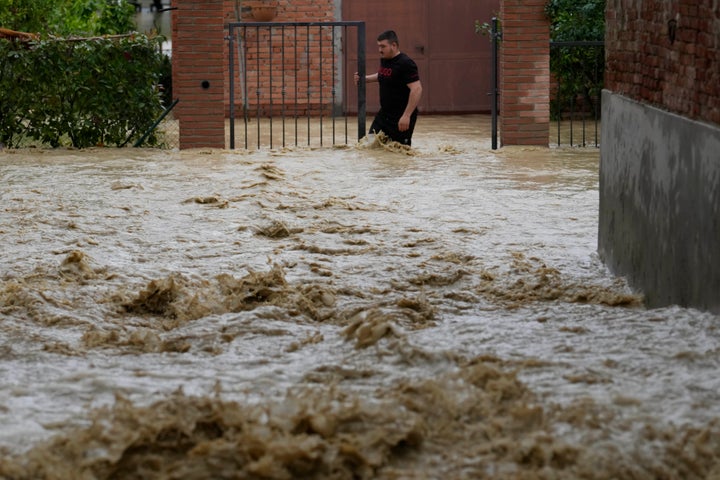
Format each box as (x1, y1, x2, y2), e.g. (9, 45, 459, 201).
(545, 0, 605, 120)
(0, 0, 136, 37)
(0, 34, 165, 148)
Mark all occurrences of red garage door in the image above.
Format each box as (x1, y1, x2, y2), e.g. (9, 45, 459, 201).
(343, 0, 499, 113)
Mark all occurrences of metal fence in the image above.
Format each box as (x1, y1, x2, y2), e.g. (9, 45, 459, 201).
(227, 21, 366, 149)
(489, 24, 604, 149)
(550, 40, 604, 147)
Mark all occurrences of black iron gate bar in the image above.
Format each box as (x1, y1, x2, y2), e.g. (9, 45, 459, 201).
(490, 17, 501, 150)
(227, 21, 366, 150)
(549, 40, 604, 147)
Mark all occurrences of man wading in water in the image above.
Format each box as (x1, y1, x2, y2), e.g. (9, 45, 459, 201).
(355, 30, 423, 146)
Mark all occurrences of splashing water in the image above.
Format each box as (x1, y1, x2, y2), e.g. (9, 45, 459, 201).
(1, 116, 719, 478)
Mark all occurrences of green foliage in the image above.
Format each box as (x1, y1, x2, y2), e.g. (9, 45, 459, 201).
(545, 0, 605, 42)
(0, 0, 49, 33)
(158, 53, 173, 108)
(474, 20, 491, 37)
(0, 0, 136, 36)
(0, 35, 165, 148)
(474, 11, 500, 40)
(474, 19, 500, 40)
(545, 0, 606, 120)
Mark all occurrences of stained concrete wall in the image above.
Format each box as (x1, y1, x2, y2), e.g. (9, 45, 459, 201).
(599, 91, 720, 312)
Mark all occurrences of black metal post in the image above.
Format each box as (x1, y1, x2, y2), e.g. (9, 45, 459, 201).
(294, 25, 298, 146)
(491, 17, 500, 150)
(319, 25, 324, 146)
(269, 26, 273, 148)
(332, 25, 337, 145)
(348, 26, 350, 142)
(557, 71, 561, 146)
(306, 24, 311, 146)
(595, 46, 600, 147)
(229, 25, 235, 149)
(281, 25, 286, 148)
(242, 26, 248, 149)
(256, 26, 261, 149)
(357, 22, 366, 140)
(570, 91, 574, 146)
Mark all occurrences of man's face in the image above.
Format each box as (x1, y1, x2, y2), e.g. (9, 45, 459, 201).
(377, 39, 398, 59)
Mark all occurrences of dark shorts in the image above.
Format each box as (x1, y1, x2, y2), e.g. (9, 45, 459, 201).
(369, 109, 418, 146)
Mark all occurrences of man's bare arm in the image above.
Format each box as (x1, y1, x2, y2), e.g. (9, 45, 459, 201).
(398, 80, 422, 131)
(354, 72, 378, 85)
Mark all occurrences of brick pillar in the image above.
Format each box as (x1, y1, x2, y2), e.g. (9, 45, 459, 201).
(172, 0, 226, 149)
(499, 0, 550, 146)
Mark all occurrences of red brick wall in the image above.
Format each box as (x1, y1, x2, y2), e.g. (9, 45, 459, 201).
(606, 0, 720, 125)
(224, 0, 339, 116)
(172, 0, 558, 148)
(270, 0, 336, 20)
(499, 0, 550, 146)
(172, 0, 339, 148)
(172, 0, 226, 149)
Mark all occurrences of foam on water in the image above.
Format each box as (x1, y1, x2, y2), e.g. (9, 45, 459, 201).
(2, 116, 720, 478)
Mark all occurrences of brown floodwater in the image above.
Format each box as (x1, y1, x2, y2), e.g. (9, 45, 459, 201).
(1, 116, 719, 479)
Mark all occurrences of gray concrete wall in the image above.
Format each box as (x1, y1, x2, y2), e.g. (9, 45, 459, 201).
(599, 91, 720, 313)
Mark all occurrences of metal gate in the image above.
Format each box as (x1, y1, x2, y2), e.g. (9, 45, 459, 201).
(550, 41, 604, 147)
(227, 21, 366, 149)
(489, 23, 604, 148)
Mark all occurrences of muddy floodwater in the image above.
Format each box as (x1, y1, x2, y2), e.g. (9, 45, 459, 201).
(1, 116, 719, 479)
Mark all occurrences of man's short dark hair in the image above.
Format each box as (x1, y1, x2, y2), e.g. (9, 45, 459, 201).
(377, 30, 399, 45)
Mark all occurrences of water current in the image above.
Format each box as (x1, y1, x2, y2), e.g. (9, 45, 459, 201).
(2, 116, 719, 478)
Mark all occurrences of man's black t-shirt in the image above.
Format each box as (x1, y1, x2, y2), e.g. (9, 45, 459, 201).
(377, 52, 420, 121)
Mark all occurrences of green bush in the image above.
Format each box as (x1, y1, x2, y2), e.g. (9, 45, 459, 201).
(545, 0, 605, 42)
(545, 0, 605, 120)
(0, 0, 136, 36)
(0, 35, 165, 148)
